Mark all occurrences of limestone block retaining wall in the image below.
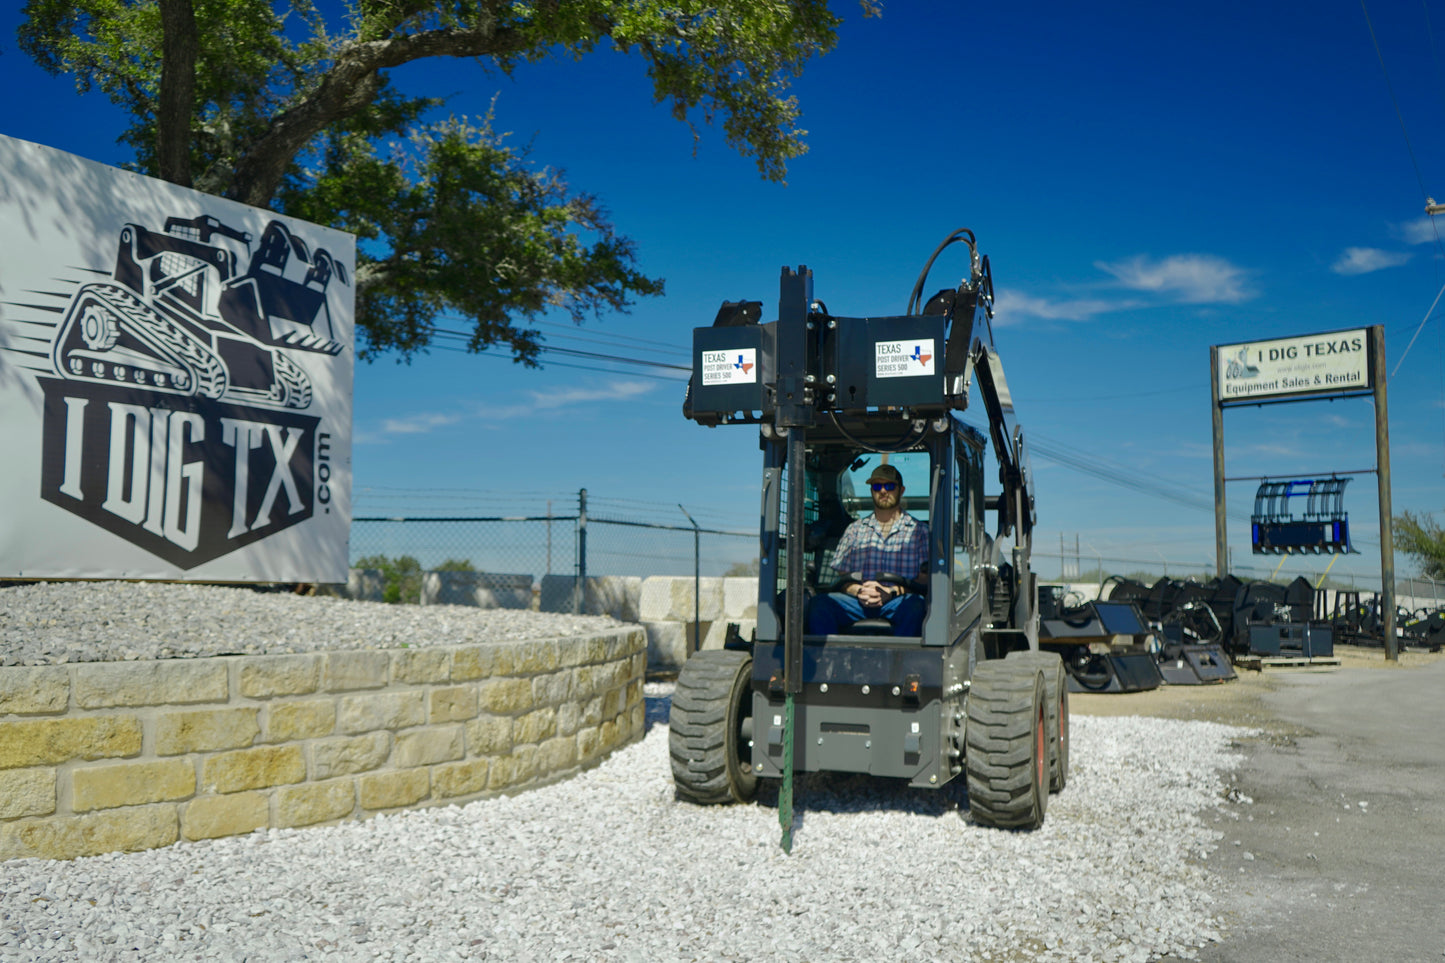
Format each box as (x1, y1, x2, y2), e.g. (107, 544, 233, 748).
(0, 628, 645, 861)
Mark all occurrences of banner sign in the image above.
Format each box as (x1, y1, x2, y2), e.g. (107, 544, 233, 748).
(0, 135, 353, 580)
(1216, 328, 1370, 403)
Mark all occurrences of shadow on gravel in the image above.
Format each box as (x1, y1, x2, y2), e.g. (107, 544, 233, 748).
(644, 693, 672, 734)
(751, 769, 969, 821)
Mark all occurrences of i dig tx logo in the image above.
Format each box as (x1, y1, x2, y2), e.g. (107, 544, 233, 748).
(734, 354, 755, 376)
(909, 344, 933, 367)
(14, 212, 346, 569)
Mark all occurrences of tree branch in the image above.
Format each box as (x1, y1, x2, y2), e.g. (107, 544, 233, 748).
(228, 22, 530, 208)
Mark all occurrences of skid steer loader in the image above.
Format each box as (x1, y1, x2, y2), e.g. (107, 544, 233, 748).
(670, 230, 1068, 837)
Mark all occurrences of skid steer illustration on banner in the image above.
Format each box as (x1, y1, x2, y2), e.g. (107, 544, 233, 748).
(51, 214, 347, 410)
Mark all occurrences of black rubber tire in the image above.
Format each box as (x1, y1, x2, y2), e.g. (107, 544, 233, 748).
(965, 659, 1048, 830)
(669, 649, 758, 805)
(1006, 650, 1069, 793)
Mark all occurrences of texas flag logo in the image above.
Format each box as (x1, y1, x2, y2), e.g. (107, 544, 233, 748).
(875, 338, 936, 379)
(735, 354, 754, 376)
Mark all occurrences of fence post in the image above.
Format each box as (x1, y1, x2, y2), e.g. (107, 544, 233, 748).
(680, 504, 701, 657)
(574, 488, 587, 615)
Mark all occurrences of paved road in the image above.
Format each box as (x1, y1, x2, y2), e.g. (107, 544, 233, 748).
(1172, 661, 1445, 962)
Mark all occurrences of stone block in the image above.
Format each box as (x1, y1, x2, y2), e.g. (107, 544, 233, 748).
(323, 650, 390, 692)
(451, 645, 498, 681)
(477, 678, 535, 715)
(347, 569, 387, 602)
(336, 691, 426, 733)
(423, 571, 534, 610)
(1, 805, 177, 860)
(432, 759, 489, 799)
(266, 700, 336, 742)
(639, 576, 724, 622)
(429, 686, 478, 724)
(539, 574, 641, 619)
(536, 736, 577, 775)
(723, 577, 760, 619)
(391, 648, 451, 685)
(531, 671, 573, 707)
(642, 621, 690, 670)
(0, 769, 56, 819)
(0, 666, 69, 715)
(0, 716, 142, 769)
(359, 769, 429, 810)
(313, 732, 391, 779)
(556, 702, 580, 738)
(277, 780, 355, 828)
(465, 715, 512, 756)
(394, 726, 464, 768)
(239, 655, 321, 698)
(494, 640, 560, 676)
(515, 707, 557, 745)
(201, 745, 305, 794)
(155, 707, 260, 755)
(559, 634, 609, 668)
(74, 660, 227, 709)
(72, 759, 194, 812)
(486, 746, 537, 790)
(576, 725, 602, 761)
(183, 793, 267, 841)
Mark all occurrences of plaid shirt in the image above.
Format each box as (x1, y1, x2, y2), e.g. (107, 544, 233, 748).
(825, 512, 930, 584)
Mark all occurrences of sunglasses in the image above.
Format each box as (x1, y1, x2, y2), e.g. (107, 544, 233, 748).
(870, 482, 898, 492)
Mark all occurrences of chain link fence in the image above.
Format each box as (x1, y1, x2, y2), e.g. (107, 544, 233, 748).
(351, 495, 756, 585)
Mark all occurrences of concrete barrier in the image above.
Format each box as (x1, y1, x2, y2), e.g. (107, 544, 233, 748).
(422, 572, 533, 609)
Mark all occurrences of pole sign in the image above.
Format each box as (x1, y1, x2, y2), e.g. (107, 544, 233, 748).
(0, 135, 353, 580)
(1216, 328, 1371, 404)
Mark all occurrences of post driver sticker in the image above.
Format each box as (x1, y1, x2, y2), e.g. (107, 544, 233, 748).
(875, 339, 936, 378)
(701, 348, 758, 386)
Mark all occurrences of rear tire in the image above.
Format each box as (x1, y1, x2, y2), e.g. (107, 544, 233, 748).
(669, 649, 757, 805)
(1007, 650, 1069, 792)
(965, 659, 1048, 830)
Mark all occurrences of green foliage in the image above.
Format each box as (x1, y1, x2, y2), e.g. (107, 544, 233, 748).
(354, 553, 423, 604)
(723, 558, 759, 577)
(1394, 510, 1445, 580)
(19, 0, 851, 362)
(434, 558, 475, 572)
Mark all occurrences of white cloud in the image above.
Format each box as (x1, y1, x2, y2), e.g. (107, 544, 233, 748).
(993, 288, 1135, 326)
(359, 379, 657, 442)
(378, 411, 464, 434)
(529, 381, 654, 410)
(1094, 253, 1254, 303)
(1394, 217, 1439, 245)
(1331, 246, 1411, 276)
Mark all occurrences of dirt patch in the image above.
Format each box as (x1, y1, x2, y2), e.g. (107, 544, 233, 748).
(1069, 644, 1445, 735)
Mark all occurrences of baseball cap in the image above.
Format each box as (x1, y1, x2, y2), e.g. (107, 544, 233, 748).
(866, 464, 902, 485)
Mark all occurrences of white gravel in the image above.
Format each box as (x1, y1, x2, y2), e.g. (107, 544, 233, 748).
(0, 582, 622, 665)
(0, 683, 1254, 963)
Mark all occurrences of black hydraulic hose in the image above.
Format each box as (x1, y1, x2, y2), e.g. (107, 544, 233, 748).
(907, 229, 976, 316)
(826, 411, 928, 454)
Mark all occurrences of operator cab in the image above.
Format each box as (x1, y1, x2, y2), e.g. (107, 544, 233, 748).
(759, 415, 991, 648)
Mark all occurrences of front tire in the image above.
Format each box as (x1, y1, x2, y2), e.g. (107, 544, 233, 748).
(965, 659, 1048, 830)
(669, 649, 757, 805)
(1007, 650, 1069, 792)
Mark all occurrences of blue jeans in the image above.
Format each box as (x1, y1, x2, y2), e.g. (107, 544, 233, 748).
(806, 591, 927, 636)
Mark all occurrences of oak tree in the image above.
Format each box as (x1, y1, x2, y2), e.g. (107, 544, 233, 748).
(19, 0, 853, 361)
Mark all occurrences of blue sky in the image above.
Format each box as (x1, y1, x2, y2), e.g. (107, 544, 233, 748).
(4, 1, 1445, 587)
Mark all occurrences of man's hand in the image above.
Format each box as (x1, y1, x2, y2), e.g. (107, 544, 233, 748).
(855, 580, 897, 607)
